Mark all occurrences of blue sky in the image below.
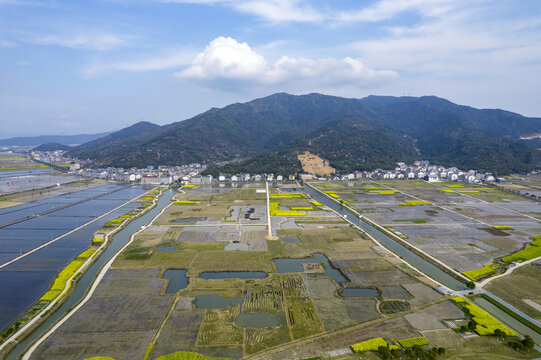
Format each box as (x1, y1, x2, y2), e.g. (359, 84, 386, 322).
(1, 0, 540, 137)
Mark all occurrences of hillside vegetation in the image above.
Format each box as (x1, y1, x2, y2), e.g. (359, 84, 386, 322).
(67, 93, 541, 175)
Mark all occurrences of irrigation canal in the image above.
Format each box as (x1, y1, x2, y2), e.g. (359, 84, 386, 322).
(305, 185, 541, 344)
(5, 189, 175, 359)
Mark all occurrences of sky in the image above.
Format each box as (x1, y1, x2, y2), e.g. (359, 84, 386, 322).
(1, 0, 541, 137)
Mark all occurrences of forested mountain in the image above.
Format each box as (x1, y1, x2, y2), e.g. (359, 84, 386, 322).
(67, 121, 160, 160)
(33, 142, 71, 151)
(67, 93, 541, 175)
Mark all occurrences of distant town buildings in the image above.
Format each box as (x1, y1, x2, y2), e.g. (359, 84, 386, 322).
(29, 150, 525, 192)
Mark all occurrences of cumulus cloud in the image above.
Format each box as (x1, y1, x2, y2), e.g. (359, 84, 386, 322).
(174, 37, 398, 89)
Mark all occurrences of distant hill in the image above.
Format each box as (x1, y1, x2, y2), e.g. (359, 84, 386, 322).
(33, 142, 71, 151)
(68, 93, 541, 175)
(0, 132, 111, 147)
(67, 121, 160, 160)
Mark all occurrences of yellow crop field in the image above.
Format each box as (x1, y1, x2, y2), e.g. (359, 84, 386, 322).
(451, 297, 516, 336)
(463, 263, 498, 281)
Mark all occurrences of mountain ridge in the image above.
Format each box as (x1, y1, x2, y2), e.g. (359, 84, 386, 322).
(66, 93, 541, 175)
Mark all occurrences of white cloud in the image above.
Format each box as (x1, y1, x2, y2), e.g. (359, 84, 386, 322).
(151, 0, 322, 23)
(149, 0, 464, 24)
(336, 0, 457, 22)
(232, 0, 322, 23)
(33, 33, 129, 51)
(84, 51, 194, 76)
(174, 37, 398, 89)
(0, 39, 15, 47)
(176, 37, 267, 80)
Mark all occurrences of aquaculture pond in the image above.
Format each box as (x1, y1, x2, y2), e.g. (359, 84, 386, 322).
(198, 271, 268, 279)
(0, 184, 145, 331)
(274, 253, 348, 283)
(161, 269, 189, 294)
(0, 168, 56, 178)
(236, 313, 280, 328)
(194, 294, 244, 309)
(340, 287, 380, 298)
(273, 253, 379, 298)
(5, 189, 175, 360)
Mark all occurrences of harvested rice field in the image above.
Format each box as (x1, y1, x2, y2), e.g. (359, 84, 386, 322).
(26, 182, 541, 359)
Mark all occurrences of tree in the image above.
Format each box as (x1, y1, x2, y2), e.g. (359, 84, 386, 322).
(466, 281, 476, 289)
(522, 335, 534, 349)
(377, 346, 391, 360)
(494, 328, 502, 337)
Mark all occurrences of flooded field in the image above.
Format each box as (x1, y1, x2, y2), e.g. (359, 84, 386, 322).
(0, 184, 146, 331)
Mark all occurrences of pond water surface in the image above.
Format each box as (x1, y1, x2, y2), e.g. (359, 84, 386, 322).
(162, 269, 189, 294)
(236, 313, 280, 328)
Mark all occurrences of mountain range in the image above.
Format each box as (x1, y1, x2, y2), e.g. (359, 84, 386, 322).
(0, 132, 111, 147)
(65, 93, 541, 175)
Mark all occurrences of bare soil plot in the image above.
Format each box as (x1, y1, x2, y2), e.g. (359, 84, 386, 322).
(327, 180, 541, 273)
(380, 285, 413, 300)
(306, 278, 339, 299)
(30, 330, 155, 360)
(420, 328, 462, 347)
(344, 269, 415, 287)
(404, 301, 464, 331)
(401, 283, 442, 306)
(313, 298, 355, 331)
(344, 299, 382, 323)
(485, 264, 541, 320)
(298, 151, 335, 176)
(32, 269, 172, 359)
(151, 309, 204, 358)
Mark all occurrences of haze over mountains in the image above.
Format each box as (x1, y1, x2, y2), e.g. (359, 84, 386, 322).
(0, 132, 111, 147)
(62, 93, 541, 175)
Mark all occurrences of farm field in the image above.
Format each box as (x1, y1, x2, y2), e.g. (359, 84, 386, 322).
(312, 180, 541, 276)
(26, 182, 541, 359)
(485, 264, 541, 320)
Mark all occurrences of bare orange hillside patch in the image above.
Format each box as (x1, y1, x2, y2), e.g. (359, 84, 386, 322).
(297, 151, 335, 176)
